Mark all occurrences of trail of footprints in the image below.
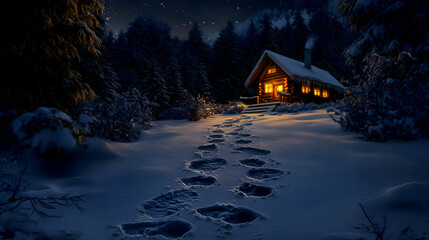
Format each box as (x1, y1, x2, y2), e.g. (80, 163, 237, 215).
(117, 114, 288, 239)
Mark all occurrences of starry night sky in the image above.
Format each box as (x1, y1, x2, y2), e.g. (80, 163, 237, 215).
(104, 0, 290, 39)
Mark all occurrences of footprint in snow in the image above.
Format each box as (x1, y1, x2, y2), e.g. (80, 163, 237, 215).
(209, 134, 224, 139)
(226, 132, 239, 136)
(198, 144, 218, 151)
(234, 182, 273, 197)
(235, 139, 252, 145)
(208, 139, 225, 143)
(238, 158, 265, 167)
(196, 203, 262, 224)
(247, 168, 284, 181)
(243, 122, 253, 126)
(234, 147, 271, 155)
(222, 124, 234, 127)
(211, 129, 224, 134)
(180, 175, 216, 187)
(233, 127, 244, 131)
(238, 133, 252, 138)
(120, 220, 192, 238)
(224, 119, 241, 124)
(187, 158, 227, 171)
(139, 189, 198, 218)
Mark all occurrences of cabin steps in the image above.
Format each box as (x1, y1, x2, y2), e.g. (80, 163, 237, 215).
(241, 102, 281, 114)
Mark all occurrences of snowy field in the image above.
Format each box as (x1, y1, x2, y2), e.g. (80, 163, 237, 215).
(28, 109, 429, 240)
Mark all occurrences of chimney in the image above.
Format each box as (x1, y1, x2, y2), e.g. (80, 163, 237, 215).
(305, 49, 311, 70)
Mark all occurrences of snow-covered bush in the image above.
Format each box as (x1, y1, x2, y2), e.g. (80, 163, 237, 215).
(335, 0, 429, 141)
(276, 102, 338, 113)
(187, 95, 216, 121)
(332, 53, 429, 141)
(80, 88, 154, 142)
(223, 102, 247, 114)
(11, 107, 85, 156)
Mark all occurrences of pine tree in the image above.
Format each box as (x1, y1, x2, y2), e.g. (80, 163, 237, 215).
(183, 23, 212, 98)
(165, 56, 185, 105)
(1, 0, 105, 112)
(308, 8, 346, 77)
(291, 10, 309, 60)
(213, 21, 244, 102)
(142, 60, 169, 116)
(278, 20, 294, 57)
(186, 23, 210, 65)
(259, 13, 278, 52)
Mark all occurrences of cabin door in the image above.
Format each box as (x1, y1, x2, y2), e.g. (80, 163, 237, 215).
(273, 84, 283, 101)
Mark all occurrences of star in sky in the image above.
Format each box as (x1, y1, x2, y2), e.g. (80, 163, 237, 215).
(104, 0, 291, 39)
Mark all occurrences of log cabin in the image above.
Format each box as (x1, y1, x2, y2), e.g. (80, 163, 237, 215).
(244, 50, 345, 104)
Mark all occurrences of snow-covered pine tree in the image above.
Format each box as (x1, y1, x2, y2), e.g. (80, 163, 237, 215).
(1, 0, 104, 112)
(142, 60, 170, 117)
(334, 0, 429, 140)
(165, 56, 186, 106)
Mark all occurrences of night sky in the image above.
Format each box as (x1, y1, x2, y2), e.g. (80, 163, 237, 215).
(104, 0, 289, 39)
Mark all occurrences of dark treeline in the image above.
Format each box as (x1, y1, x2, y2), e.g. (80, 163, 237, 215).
(1, 0, 353, 119)
(104, 7, 353, 110)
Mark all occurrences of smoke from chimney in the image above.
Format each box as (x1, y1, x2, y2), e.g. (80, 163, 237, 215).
(304, 35, 317, 70)
(305, 35, 317, 51)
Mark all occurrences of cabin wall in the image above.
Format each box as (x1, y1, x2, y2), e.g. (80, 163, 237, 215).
(293, 76, 340, 103)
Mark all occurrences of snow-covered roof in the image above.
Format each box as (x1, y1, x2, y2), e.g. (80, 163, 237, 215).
(244, 50, 345, 90)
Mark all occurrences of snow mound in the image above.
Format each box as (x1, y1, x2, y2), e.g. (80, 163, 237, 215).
(235, 183, 273, 197)
(12, 107, 79, 154)
(238, 158, 265, 167)
(234, 147, 271, 156)
(179, 175, 216, 187)
(139, 190, 198, 218)
(247, 168, 284, 180)
(121, 220, 192, 238)
(377, 182, 429, 211)
(196, 203, 262, 224)
(187, 158, 227, 171)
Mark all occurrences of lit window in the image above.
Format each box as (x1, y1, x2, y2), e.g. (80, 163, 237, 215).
(267, 68, 276, 74)
(322, 90, 328, 98)
(302, 86, 310, 94)
(277, 85, 283, 93)
(264, 83, 273, 93)
(314, 88, 321, 96)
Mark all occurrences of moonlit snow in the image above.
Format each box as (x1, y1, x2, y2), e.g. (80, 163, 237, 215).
(26, 110, 429, 239)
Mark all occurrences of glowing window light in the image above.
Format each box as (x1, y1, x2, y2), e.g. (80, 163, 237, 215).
(265, 83, 273, 93)
(314, 88, 321, 96)
(322, 90, 328, 98)
(277, 85, 283, 93)
(267, 68, 276, 74)
(302, 86, 310, 94)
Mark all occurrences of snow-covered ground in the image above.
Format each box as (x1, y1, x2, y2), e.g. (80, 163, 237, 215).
(28, 110, 429, 239)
